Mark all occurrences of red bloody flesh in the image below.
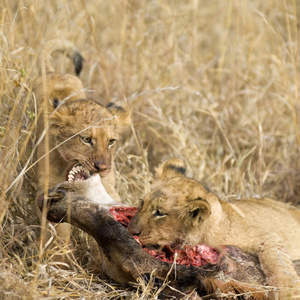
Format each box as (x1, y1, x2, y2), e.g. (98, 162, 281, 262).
(109, 206, 219, 267)
(109, 206, 139, 227)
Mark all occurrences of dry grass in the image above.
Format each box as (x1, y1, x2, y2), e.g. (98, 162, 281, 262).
(1, 0, 300, 298)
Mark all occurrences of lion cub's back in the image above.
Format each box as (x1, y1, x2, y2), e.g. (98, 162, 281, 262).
(232, 197, 300, 259)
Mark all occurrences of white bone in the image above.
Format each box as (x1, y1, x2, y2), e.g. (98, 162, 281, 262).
(84, 174, 118, 206)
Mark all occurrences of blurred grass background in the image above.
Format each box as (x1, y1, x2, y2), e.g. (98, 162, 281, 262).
(1, 0, 300, 298)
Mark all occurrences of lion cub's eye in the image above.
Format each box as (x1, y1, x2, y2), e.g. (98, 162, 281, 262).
(153, 209, 166, 218)
(80, 136, 92, 145)
(108, 139, 117, 148)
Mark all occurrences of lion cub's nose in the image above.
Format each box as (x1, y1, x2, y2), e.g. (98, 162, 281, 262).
(94, 160, 109, 172)
(128, 220, 141, 236)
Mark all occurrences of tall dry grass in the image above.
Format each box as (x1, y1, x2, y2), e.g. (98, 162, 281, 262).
(1, 0, 300, 298)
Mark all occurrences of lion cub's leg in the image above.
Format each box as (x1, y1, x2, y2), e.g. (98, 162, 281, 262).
(253, 232, 300, 298)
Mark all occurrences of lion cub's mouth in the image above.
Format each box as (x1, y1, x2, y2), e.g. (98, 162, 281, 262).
(67, 164, 92, 182)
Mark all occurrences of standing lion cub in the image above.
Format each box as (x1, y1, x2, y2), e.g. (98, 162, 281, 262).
(34, 40, 130, 248)
(34, 40, 130, 200)
(129, 158, 300, 298)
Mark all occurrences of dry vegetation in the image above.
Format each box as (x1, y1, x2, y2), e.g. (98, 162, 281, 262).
(1, 0, 300, 298)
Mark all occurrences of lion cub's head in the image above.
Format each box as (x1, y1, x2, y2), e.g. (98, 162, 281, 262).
(48, 98, 130, 180)
(128, 159, 221, 249)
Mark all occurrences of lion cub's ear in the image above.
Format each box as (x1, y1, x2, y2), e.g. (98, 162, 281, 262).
(155, 158, 186, 179)
(50, 98, 60, 109)
(107, 100, 131, 130)
(187, 198, 211, 226)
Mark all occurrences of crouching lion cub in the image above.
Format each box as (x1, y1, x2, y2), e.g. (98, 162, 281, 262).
(128, 158, 300, 298)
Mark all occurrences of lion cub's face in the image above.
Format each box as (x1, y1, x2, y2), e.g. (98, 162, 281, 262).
(49, 98, 130, 180)
(128, 159, 216, 249)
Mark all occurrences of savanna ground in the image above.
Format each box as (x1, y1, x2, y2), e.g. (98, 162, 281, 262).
(1, 0, 300, 299)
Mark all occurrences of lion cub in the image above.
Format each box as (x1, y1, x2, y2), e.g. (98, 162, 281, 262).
(129, 158, 300, 297)
(34, 40, 130, 248)
(34, 40, 130, 201)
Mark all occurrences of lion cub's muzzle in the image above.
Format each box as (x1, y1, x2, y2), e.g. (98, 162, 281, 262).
(67, 161, 110, 182)
(128, 218, 141, 236)
(94, 160, 111, 177)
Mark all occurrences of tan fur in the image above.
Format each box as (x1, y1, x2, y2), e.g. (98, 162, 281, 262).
(128, 158, 300, 298)
(34, 40, 130, 248)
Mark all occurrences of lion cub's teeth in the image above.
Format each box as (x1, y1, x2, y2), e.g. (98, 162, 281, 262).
(69, 164, 90, 181)
(74, 166, 83, 173)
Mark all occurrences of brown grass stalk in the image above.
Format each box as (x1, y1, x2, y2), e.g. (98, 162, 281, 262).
(1, 0, 300, 298)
